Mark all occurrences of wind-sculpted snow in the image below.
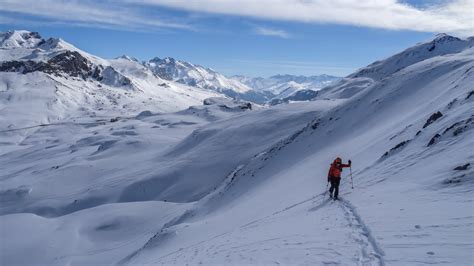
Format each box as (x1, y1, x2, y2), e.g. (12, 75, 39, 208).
(1, 34, 474, 265)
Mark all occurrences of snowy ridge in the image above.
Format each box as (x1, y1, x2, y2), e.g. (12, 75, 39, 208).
(314, 34, 474, 100)
(1, 33, 473, 265)
(350, 34, 474, 81)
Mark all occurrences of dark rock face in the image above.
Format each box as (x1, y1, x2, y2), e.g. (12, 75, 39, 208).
(0, 51, 131, 86)
(466, 90, 474, 100)
(454, 163, 470, 171)
(0, 51, 94, 79)
(45, 51, 93, 78)
(423, 111, 443, 128)
(0, 60, 41, 73)
(427, 134, 441, 146)
(381, 140, 411, 158)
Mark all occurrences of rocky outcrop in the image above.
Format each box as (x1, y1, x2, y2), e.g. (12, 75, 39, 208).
(0, 51, 131, 85)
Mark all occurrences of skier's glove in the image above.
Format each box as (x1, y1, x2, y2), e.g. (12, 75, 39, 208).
(348, 159, 352, 165)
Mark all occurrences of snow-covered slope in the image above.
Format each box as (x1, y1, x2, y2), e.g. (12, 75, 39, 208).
(1, 34, 473, 265)
(145, 57, 272, 103)
(234, 74, 341, 99)
(125, 36, 474, 265)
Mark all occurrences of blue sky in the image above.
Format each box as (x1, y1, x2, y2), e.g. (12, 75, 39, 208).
(0, 0, 472, 77)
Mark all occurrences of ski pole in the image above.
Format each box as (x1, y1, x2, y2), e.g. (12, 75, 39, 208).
(350, 166, 354, 189)
(323, 181, 329, 202)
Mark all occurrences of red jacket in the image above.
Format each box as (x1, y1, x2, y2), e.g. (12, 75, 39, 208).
(328, 160, 350, 181)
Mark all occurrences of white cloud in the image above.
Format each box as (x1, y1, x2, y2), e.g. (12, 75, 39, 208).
(254, 27, 291, 38)
(125, 0, 474, 36)
(0, 0, 192, 31)
(1, 0, 472, 36)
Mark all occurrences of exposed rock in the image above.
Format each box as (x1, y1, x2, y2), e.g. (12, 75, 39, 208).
(427, 134, 441, 146)
(382, 140, 410, 158)
(466, 90, 474, 100)
(453, 163, 470, 171)
(423, 111, 443, 128)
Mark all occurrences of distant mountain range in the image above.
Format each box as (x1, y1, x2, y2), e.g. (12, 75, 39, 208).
(233, 74, 340, 98)
(143, 57, 341, 103)
(0, 30, 341, 119)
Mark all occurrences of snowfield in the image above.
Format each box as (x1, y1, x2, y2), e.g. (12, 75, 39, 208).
(1, 31, 473, 265)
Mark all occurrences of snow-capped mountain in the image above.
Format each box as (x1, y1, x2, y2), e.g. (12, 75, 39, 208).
(145, 57, 272, 103)
(316, 33, 474, 100)
(233, 74, 340, 99)
(1, 32, 473, 266)
(0, 30, 223, 134)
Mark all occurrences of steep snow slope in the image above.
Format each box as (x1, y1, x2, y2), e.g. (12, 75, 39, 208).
(316, 34, 474, 100)
(1, 34, 473, 266)
(124, 38, 474, 265)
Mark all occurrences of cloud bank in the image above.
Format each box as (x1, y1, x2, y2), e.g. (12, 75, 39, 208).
(0, 0, 192, 31)
(1, 0, 472, 36)
(128, 0, 474, 36)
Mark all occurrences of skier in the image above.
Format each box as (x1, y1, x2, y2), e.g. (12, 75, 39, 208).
(327, 157, 351, 200)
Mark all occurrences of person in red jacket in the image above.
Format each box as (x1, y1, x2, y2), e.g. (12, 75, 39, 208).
(327, 157, 351, 200)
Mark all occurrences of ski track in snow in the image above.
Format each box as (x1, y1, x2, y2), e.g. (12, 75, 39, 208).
(339, 199, 386, 266)
(132, 191, 386, 265)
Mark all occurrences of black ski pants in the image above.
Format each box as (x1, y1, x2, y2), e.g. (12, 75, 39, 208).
(329, 178, 340, 198)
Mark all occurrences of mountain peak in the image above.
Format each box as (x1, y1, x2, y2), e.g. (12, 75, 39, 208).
(349, 33, 473, 81)
(149, 57, 177, 64)
(0, 30, 44, 48)
(116, 55, 139, 62)
(432, 33, 460, 43)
